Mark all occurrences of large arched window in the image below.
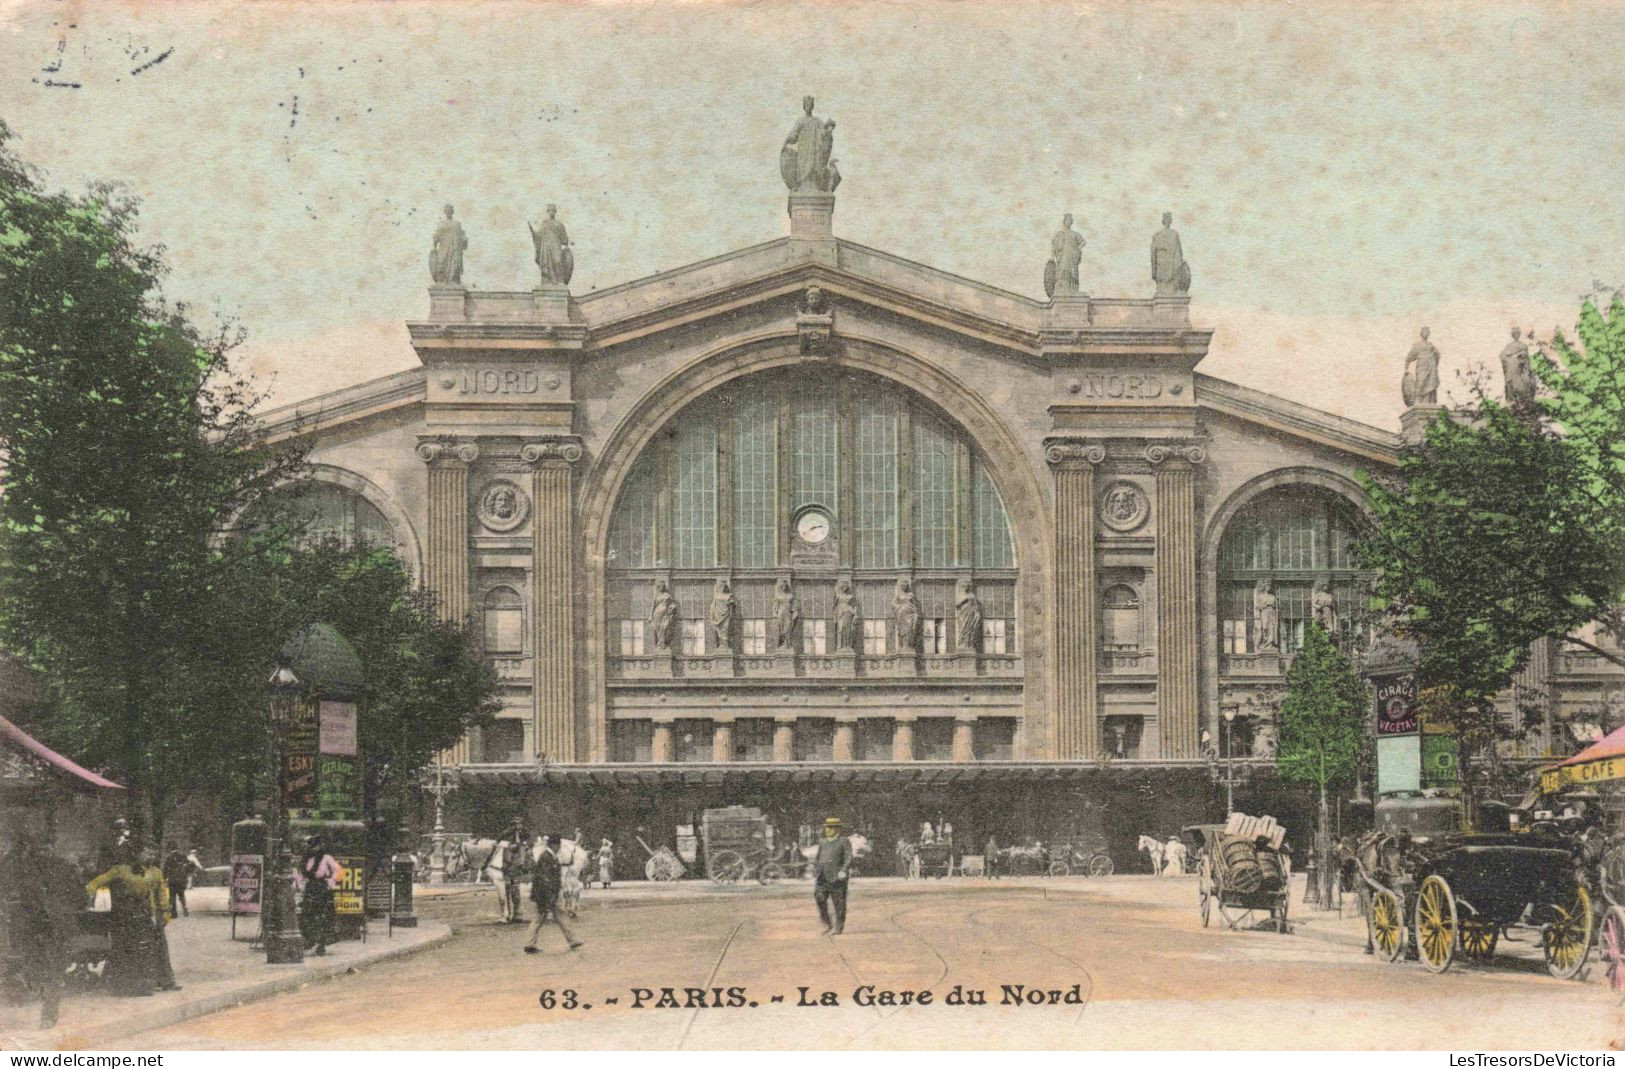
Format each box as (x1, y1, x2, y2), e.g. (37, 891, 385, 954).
(605, 367, 1018, 659)
(1217, 486, 1370, 653)
(240, 482, 397, 552)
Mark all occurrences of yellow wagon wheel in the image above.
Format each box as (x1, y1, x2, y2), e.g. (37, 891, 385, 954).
(1458, 915, 1499, 963)
(1414, 875, 1457, 974)
(1368, 888, 1405, 963)
(1543, 883, 1593, 980)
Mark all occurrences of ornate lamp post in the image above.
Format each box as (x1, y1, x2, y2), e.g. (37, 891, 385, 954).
(263, 654, 306, 964)
(1205, 705, 1256, 817)
(420, 760, 459, 884)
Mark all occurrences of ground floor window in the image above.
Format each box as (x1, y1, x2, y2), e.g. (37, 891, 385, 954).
(973, 718, 1016, 760)
(915, 718, 954, 761)
(480, 719, 526, 763)
(674, 719, 713, 762)
(610, 720, 653, 762)
(795, 718, 834, 762)
(857, 719, 893, 761)
(1102, 716, 1144, 760)
(733, 718, 774, 761)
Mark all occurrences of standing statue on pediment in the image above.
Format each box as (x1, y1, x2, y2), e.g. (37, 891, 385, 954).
(1500, 325, 1538, 413)
(955, 578, 984, 654)
(648, 578, 679, 653)
(1046, 213, 1084, 298)
(834, 578, 858, 651)
(781, 96, 836, 193)
(773, 577, 802, 652)
(893, 577, 922, 654)
(708, 577, 738, 655)
(429, 204, 467, 285)
(1401, 326, 1441, 407)
(1253, 578, 1280, 652)
(529, 204, 574, 286)
(1150, 212, 1190, 297)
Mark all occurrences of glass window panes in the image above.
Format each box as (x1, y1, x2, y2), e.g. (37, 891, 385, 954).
(982, 619, 1008, 655)
(853, 398, 899, 568)
(921, 618, 948, 655)
(619, 619, 645, 656)
(731, 392, 777, 568)
(912, 416, 956, 567)
(243, 483, 395, 551)
(742, 619, 769, 655)
(680, 620, 706, 656)
(862, 619, 888, 655)
(790, 397, 838, 515)
(803, 619, 828, 656)
(610, 457, 658, 568)
(973, 464, 1015, 569)
(672, 416, 717, 568)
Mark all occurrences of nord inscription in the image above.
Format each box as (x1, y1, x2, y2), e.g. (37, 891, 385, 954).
(457, 369, 543, 395)
(1075, 374, 1162, 400)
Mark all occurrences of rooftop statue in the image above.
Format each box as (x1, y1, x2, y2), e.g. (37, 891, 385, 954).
(528, 204, 574, 287)
(1499, 325, 1538, 413)
(781, 96, 836, 193)
(1045, 213, 1084, 298)
(1401, 326, 1441, 407)
(1150, 212, 1190, 297)
(429, 204, 467, 285)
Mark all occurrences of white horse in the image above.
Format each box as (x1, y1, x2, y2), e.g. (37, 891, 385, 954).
(469, 837, 591, 920)
(1137, 834, 1166, 876)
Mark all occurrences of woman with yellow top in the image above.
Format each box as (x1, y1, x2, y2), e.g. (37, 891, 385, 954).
(86, 844, 178, 996)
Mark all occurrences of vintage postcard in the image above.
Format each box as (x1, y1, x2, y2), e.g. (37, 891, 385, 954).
(1, 0, 1623, 1055)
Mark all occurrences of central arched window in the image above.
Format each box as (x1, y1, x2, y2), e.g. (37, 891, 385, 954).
(1217, 486, 1370, 653)
(605, 367, 1019, 660)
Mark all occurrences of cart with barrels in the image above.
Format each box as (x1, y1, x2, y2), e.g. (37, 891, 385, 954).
(1188, 824, 1290, 933)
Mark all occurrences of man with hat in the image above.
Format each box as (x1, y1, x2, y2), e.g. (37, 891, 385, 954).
(813, 817, 854, 935)
(524, 834, 583, 954)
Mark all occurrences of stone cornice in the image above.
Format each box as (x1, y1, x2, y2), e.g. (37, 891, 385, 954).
(1194, 374, 1400, 466)
(257, 368, 426, 444)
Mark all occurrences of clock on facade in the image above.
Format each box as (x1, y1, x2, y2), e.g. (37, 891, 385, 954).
(795, 507, 832, 546)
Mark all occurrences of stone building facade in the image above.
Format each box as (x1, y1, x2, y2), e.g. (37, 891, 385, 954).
(254, 183, 1621, 856)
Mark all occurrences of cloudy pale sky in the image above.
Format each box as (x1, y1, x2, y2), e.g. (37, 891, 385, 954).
(2, 0, 1621, 429)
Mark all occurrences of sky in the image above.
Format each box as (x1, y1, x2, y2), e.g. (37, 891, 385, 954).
(1, 0, 1621, 430)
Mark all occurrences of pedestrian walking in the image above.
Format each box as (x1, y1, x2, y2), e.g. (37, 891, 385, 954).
(294, 836, 343, 956)
(160, 844, 204, 918)
(984, 834, 999, 879)
(85, 843, 177, 996)
(813, 816, 853, 935)
(1, 832, 80, 1027)
(598, 837, 614, 888)
(523, 834, 583, 954)
(502, 831, 532, 923)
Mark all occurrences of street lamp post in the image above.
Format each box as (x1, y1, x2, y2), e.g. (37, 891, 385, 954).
(263, 654, 306, 964)
(1222, 707, 1238, 816)
(421, 760, 458, 884)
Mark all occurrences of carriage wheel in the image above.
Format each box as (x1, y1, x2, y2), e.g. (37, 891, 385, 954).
(1200, 890, 1212, 928)
(1599, 906, 1625, 994)
(759, 861, 784, 885)
(1414, 875, 1458, 974)
(710, 850, 746, 884)
(1089, 855, 1114, 877)
(1048, 860, 1071, 877)
(1543, 883, 1593, 980)
(1368, 889, 1405, 963)
(1458, 915, 1499, 964)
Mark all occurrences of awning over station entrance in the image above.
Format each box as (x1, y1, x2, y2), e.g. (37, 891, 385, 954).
(456, 759, 1220, 789)
(1539, 724, 1625, 794)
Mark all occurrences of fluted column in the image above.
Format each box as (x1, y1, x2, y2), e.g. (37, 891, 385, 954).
(773, 718, 796, 763)
(1149, 442, 1204, 758)
(952, 718, 976, 762)
(833, 722, 855, 763)
(1046, 440, 1105, 760)
(522, 436, 584, 763)
(712, 721, 734, 763)
(892, 718, 915, 762)
(417, 439, 478, 622)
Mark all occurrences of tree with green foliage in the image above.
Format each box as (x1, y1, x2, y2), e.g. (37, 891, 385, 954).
(1276, 621, 1368, 909)
(0, 121, 304, 830)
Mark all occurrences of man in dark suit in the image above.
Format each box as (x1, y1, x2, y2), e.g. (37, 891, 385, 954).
(524, 835, 583, 954)
(813, 816, 854, 935)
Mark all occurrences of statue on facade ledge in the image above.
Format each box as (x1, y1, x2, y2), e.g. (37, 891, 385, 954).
(955, 578, 983, 654)
(1150, 212, 1190, 297)
(773, 577, 802, 652)
(834, 578, 858, 652)
(1401, 326, 1441, 407)
(429, 204, 467, 285)
(648, 578, 679, 653)
(893, 577, 922, 654)
(529, 203, 574, 287)
(1312, 577, 1340, 639)
(1499, 325, 1539, 413)
(708, 577, 737, 655)
(1253, 578, 1280, 652)
(1046, 213, 1084, 298)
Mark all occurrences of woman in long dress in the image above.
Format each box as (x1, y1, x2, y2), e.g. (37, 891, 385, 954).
(294, 836, 342, 956)
(85, 845, 173, 996)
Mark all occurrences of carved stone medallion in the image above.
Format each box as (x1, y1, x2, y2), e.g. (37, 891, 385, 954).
(478, 479, 530, 532)
(1100, 481, 1149, 532)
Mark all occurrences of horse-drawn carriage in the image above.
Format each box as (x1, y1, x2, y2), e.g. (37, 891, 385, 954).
(701, 806, 791, 885)
(1357, 816, 1593, 977)
(1047, 837, 1114, 877)
(1187, 824, 1290, 933)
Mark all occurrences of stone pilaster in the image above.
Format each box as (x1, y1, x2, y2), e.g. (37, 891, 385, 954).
(1148, 442, 1205, 758)
(522, 436, 584, 763)
(892, 718, 916, 762)
(1045, 440, 1105, 760)
(952, 718, 975, 763)
(773, 718, 796, 763)
(651, 722, 673, 764)
(712, 721, 734, 763)
(416, 438, 479, 622)
(833, 722, 855, 763)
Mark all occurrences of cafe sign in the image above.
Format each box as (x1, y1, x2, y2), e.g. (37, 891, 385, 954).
(1540, 755, 1625, 794)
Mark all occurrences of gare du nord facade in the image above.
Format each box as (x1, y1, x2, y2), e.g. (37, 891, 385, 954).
(252, 174, 1617, 870)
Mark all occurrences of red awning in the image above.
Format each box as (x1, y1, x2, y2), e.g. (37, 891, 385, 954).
(0, 714, 124, 791)
(1558, 723, 1625, 768)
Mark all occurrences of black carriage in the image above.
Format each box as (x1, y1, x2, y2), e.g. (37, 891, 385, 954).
(909, 840, 954, 879)
(1187, 824, 1289, 933)
(701, 806, 787, 885)
(1360, 829, 1593, 977)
